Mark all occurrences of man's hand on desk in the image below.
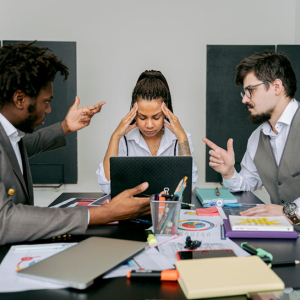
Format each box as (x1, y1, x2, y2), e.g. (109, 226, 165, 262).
(240, 204, 284, 217)
(88, 182, 151, 225)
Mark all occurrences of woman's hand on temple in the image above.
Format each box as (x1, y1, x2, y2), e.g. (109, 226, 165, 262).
(113, 102, 138, 139)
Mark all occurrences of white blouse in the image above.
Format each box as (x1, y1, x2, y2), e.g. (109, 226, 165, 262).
(96, 127, 199, 195)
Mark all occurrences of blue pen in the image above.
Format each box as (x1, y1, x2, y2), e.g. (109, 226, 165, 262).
(135, 218, 152, 225)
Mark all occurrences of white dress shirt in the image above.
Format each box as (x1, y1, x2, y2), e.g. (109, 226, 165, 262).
(96, 127, 199, 195)
(0, 113, 25, 173)
(223, 99, 300, 209)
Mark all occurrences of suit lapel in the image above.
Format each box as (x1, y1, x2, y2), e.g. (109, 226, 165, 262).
(0, 123, 29, 200)
(18, 139, 34, 205)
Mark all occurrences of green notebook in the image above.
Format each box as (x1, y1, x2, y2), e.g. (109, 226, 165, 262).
(195, 188, 237, 204)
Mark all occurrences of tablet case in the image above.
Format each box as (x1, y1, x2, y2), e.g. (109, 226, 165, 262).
(110, 156, 193, 202)
(223, 219, 298, 239)
(18, 237, 146, 289)
(175, 256, 284, 299)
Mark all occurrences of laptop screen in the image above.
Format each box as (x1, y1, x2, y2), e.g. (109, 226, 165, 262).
(110, 156, 193, 203)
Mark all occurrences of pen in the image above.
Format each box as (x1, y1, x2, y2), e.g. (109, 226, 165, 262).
(127, 269, 179, 281)
(215, 187, 220, 196)
(149, 234, 182, 248)
(14, 244, 74, 251)
(271, 260, 300, 267)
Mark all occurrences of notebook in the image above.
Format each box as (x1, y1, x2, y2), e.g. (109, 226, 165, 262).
(110, 156, 193, 203)
(18, 237, 146, 289)
(195, 188, 237, 204)
(175, 256, 285, 299)
(223, 219, 298, 239)
(229, 215, 294, 232)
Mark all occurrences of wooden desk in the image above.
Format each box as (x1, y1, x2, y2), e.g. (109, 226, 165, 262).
(1, 191, 299, 299)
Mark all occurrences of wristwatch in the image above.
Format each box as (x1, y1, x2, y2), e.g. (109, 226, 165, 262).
(283, 202, 300, 225)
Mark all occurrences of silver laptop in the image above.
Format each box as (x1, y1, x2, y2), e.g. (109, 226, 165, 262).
(18, 237, 146, 289)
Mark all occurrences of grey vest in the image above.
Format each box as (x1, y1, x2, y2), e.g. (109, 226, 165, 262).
(254, 102, 300, 219)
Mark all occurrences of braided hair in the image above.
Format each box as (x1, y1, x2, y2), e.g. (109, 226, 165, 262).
(131, 70, 173, 112)
(0, 41, 69, 107)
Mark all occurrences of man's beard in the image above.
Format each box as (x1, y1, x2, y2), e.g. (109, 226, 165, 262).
(246, 103, 274, 125)
(15, 102, 38, 133)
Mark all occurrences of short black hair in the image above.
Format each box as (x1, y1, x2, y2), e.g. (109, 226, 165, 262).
(0, 41, 69, 107)
(235, 50, 297, 99)
(131, 70, 173, 112)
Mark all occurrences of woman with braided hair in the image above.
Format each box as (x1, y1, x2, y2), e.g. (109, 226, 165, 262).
(96, 70, 198, 195)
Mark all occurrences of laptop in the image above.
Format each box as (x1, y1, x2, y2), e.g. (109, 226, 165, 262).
(110, 156, 193, 203)
(18, 237, 146, 289)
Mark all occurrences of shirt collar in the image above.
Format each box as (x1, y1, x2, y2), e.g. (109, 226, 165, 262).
(0, 112, 25, 143)
(261, 99, 299, 135)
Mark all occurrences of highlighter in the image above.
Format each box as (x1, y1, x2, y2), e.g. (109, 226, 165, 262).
(127, 270, 179, 281)
(145, 229, 158, 245)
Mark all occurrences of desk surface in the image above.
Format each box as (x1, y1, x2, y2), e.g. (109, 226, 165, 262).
(1, 191, 300, 300)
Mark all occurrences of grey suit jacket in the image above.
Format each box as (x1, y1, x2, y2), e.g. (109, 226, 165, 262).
(0, 122, 88, 245)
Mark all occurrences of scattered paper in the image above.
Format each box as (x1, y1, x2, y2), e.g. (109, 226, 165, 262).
(103, 247, 174, 278)
(0, 243, 77, 292)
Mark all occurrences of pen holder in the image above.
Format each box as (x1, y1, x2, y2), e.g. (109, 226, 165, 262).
(150, 198, 181, 235)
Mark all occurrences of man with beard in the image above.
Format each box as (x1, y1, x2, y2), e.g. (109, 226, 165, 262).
(203, 50, 300, 227)
(0, 41, 150, 245)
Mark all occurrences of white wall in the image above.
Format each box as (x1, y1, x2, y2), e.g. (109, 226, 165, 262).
(0, 0, 298, 206)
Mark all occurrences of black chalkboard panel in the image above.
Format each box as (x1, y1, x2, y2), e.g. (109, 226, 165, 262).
(277, 45, 300, 101)
(3, 41, 77, 184)
(206, 45, 275, 182)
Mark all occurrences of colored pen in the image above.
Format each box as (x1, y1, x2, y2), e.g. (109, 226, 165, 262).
(14, 244, 75, 251)
(149, 234, 182, 248)
(134, 219, 152, 225)
(271, 260, 300, 267)
(127, 269, 179, 281)
(215, 187, 220, 196)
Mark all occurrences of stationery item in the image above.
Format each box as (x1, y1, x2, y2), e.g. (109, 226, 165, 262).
(175, 256, 285, 299)
(196, 207, 220, 216)
(127, 270, 179, 281)
(150, 200, 181, 234)
(241, 242, 273, 262)
(229, 216, 294, 232)
(195, 188, 237, 204)
(271, 260, 300, 267)
(215, 187, 220, 196)
(145, 229, 158, 245)
(148, 234, 181, 248)
(223, 219, 298, 239)
(18, 237, 146, 290)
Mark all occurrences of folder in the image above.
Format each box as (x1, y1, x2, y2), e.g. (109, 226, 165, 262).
(175, 256, 284, 299)
(223, 219, 298, 239)
(195, 188, 237, 204)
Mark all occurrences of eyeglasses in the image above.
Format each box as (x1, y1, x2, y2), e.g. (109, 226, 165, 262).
(240, 81, 270, 99)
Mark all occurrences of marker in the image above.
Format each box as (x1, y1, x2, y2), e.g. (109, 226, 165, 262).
(127, 269, 179, 281)
(14, 244, 75, 251)
(271, 260, 300, 267)
(215, 187, 220, 196)
(145, 229, 158, 245)
(241, 242, 273, 261)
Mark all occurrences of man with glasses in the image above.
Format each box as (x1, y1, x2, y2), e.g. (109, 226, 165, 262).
(203, 50, 300, 228)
